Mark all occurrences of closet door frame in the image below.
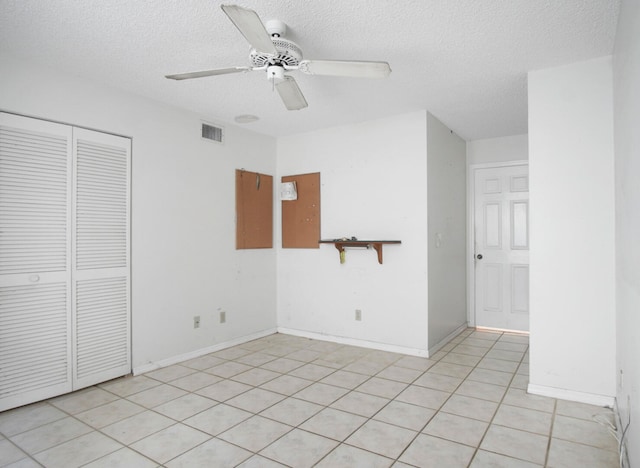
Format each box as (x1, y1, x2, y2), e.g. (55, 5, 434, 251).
(0, 112, 131, 411)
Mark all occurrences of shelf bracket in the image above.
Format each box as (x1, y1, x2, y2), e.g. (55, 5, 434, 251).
(320, 239, 401, 264)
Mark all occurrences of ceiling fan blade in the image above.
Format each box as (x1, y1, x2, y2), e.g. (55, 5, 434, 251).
(276, 76, 308, 111)
(298, 60, 391, 78)
(165, 67, 251, 80)
(221, 4, 277, 56)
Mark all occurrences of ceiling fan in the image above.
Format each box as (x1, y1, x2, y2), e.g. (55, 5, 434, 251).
(165, 4, 392, 111)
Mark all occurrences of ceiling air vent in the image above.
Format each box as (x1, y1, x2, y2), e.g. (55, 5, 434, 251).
(201, 122, 224, 144)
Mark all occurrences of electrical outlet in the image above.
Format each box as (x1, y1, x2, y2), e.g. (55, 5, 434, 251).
(220, 311, 226, 324)
(355, 309, 362, 321)
(193, 316, 200, 329)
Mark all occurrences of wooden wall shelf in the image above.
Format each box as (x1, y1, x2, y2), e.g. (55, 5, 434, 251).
(319, 239, 401, 264)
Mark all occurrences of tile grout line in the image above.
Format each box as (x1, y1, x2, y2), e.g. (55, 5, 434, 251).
(544, 399, 558, 467)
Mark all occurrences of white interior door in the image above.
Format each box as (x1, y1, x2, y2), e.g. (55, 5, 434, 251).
(474, 164, 529, 331)
(0, 113, 74, 411)
(72, 128, 131, 389)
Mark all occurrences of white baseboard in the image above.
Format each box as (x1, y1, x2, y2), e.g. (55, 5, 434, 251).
(428, 323, 469, 355)
(527, 383, 615, 408)
(276, 327, 429, 358)
(133, 328, 278, 375)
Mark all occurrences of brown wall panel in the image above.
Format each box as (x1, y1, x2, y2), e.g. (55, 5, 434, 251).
(236, 169, 273, 249)
(282, 172, 320, 248)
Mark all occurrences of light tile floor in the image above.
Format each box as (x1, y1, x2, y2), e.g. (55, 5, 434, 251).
(0, 329, 621, 467)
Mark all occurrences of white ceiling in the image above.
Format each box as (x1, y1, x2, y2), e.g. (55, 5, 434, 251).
(0, 0, 620, 141)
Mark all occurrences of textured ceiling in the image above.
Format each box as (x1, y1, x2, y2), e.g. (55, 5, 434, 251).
(0, 0, 620, 140)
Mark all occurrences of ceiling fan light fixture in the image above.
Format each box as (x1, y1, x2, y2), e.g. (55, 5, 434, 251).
(267, 65, 285, 81)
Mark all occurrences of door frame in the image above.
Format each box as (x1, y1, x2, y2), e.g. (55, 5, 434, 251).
(467, 160, 528, 328)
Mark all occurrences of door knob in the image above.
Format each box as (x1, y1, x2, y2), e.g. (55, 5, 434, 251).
(476, 254, 483, 260)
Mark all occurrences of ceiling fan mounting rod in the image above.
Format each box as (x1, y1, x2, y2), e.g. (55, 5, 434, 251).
(265, 19, 287, 38)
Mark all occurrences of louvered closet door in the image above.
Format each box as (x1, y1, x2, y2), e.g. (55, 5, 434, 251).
(72, 128, 130, 389)
(0, 113, 73, 412)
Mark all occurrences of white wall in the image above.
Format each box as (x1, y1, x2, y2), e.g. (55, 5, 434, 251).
(0, 54, 278, 371)
(277, 111, 430, 353)
(427, 113, 467, 350)
(466, 134, 528, 166)
(528, 57, 616, 403)
(613, 0, 640, 463)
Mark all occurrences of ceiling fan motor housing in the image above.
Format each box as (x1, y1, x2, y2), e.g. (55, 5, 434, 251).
(250, 36, 303, 68)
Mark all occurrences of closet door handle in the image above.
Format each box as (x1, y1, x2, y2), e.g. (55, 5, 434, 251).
(476, 254, 483, 260)
(28, 274, 40, 282)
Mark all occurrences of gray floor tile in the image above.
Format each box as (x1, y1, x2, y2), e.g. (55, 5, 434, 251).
(547, 438, 620, 468)
(218, 415, 291, 452)
(166, 438, 252, 468)
(50, 388, 119, 415)
(153, 393, 217, 421)
(440, 394, 498, 422)
(300, 408, 367, 441)
(345, 419, 416, 459)
(0, 403, 67, 436)
(259, 429, 338, 468)
(423, 411, 488, 447)
(101, 410, 174, 445)
(183, 403, 252, 436)
(129, 423, 210, 464)
(0, 439, 28, 466)
(126, 384, 187, 409)
(33, 431, 122, 468)
(260, 374, 313, 395)
(356, 377, 408, 399)
(145, 365, 196, 383)
(470, 450, 542, 467)
(396, 385, 450, 410)
(480, 424, 549, 465)
(293, 382, 350, 405)
(330, 391, 390, 417)
(74, 399, 145, 429)
(320, 370, 370, 389)
(225, 388, 285, 413)
(552, 414, 618, 451)
(400, 433, 475, 467)
(493, 404, 552, 435)
(316, 444, 393, 468)
(373, 401, 435, 431)
(83, 447, 158, 468)
(9, 416, 92, 454)
(260, 397, 323, 426)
